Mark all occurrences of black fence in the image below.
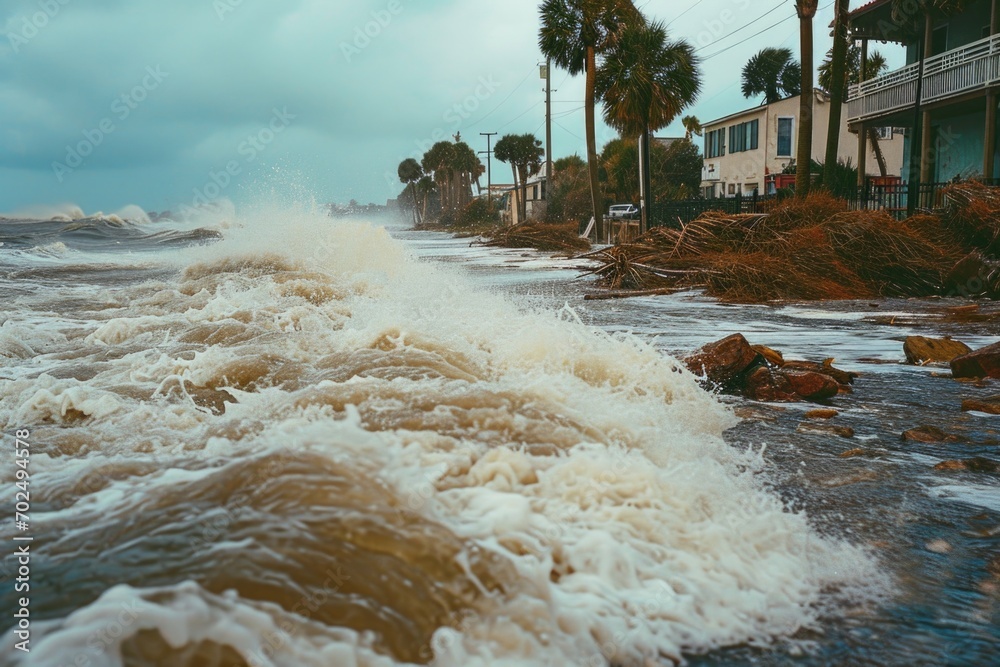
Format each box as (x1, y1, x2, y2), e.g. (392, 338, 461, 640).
(648, 180, 1000, 228)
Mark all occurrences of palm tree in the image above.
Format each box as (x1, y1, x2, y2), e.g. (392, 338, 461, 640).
(822, 0, 850, 189)
(495, 133, 544, 224)
(794, 0, 819, 198)
(539, 0, 643, 241)
(741, 48, 800, 104)
(421, 141, 455, 215)
(819, 44, 891, 177)
(682, 115, 702, 140)
(596, 18, 700, 232)
(397, 158, 423, 225)
(416, 175, 435, 222)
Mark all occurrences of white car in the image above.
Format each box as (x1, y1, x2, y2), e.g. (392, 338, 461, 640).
(608, 204, 638, 219)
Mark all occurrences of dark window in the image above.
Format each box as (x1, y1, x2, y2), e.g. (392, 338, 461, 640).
(777, 117, 794, 157)
(729, 119, 759, 153)
(932, 25, 948, 56)
(705, 128, 726, 158)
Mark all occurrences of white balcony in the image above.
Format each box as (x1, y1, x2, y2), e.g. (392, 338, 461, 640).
(847, 33, 1000, 123)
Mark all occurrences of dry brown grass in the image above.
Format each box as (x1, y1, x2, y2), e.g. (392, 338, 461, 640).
(587, 187, 1000, 302)
(479, 222, 590, 253)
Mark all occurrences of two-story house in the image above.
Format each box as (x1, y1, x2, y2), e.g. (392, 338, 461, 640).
(700, 89, 903, 198)
(847, 0, 1000, 184)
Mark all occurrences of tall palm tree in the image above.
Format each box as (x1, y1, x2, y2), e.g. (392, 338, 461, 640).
(794, 0, 819, 198)
(741, 48, 800, 104)
(416, 175, 435, 222)
(539, 0, 643, 241)
(819, 44, 890, 177)
(495, 133, 544, 224)
(397, 158, 423, 225)
(682, 115, 702, 140)
(822, 0, 850, 188)
(421, 142, 456, 215)
(596, 19, 700, 232)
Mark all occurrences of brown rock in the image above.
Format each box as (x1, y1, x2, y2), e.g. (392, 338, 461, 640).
(751, 344, 784, 367)
(901, 425, 965, 444)
(684, 334, 762, 387)
(961, 395, 1000, 415)
(743, 366, 798, 402)
(781, 358, 858, 385)
(797, 423, 855, 438)
(903, 335, 972, 365)
(806, 409, 839, 419)
(785, 371, 840, 401)
(951, 341, 1000, 379)
(840, 448, 880, 458)
(933, 457, 1000, 473)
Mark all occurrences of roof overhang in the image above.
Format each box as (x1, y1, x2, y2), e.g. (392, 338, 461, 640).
(849, 0, 922, 44)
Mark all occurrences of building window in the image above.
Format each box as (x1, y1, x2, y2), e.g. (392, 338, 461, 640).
(728, 183, 737, 195)
(728, 119, 759, 153)
(875, 126, 894, 140)
(776, 117, 794, 157)
(705, 128, 726, 158)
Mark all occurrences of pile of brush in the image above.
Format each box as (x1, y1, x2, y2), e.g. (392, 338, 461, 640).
(582, 184, 1000, 302)
(478, 222, 591, 254)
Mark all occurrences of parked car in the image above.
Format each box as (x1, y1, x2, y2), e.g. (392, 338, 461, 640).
(608, 203, 638, 219)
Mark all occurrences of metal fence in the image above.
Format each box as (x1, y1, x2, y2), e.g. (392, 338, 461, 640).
(648, 180, 1000, 228)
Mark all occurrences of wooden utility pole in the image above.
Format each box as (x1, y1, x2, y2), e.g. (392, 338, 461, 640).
(479, 132, 497, 206)
(542, 59, 553, 190)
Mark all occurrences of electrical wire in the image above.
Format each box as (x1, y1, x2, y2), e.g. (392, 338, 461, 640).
(700, 1, 834, 61)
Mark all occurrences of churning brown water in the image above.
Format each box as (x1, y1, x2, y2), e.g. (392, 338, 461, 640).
(0, 205, 884, 666)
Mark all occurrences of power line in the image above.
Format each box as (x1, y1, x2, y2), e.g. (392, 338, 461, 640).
(496, 101, 544, 131)
(700, 1, 834, 61)
(693, 2, 785, 53)
(471, 66, 537, 127)
(666, 0, 706, 29)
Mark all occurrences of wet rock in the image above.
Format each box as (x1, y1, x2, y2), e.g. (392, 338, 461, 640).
(797, 422, 855, 438)
(814, 469, 878, 487)
(781, 358, 858, 386)
(933, 457, 1000, 473)
(839, 448, 881, 458)
(951, 341, 1000, 379)
(961, 395, 1000, 415)
(751, 344, 784, 367)
(785, 371, 840, 401)
(903, 335, 972, 365)
(743, 366, 798, 402)
(806, 408, 839, 419)
(925, 539, 953, 554)
(901, 425, 965, 444)
(684, 334, 762, 388)
(733, 406, 779, 422)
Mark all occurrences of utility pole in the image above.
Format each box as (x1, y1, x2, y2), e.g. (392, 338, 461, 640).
(542, 59, 553, 191)
(479, 132, 497, 206)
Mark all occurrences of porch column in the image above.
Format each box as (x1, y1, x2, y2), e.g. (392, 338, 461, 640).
(919, 13, 934, 193)
(986, 0, 1000, 180)
(857, 121, 868, 187)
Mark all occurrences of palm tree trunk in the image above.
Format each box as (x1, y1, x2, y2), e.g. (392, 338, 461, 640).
(868, 127, 888, 176)
(585, 45, 604, 240)
(520, 163, 529, 223)
(410, 182, 421, 225)
(795, 9, 814, 198)
(510, 164, 519, 224)
(823, 0, 849, 187)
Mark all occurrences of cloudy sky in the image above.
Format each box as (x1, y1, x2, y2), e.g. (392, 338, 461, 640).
(0, 0, 906, 214)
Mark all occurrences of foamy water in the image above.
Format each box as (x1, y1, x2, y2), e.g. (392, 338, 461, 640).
(0, 205, 883, 666)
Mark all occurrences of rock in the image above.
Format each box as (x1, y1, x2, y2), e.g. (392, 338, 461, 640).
(903, 335, 972, 365)
(733, 406, 779, 422)
(944, 251, 999, 298)
(797, 422, 855, 438)
(961, 395, 1000, 415)
(806, 409, 839, 419)
(925, 539, 953, 554)
(781, 358, 858, 385)
(933, 457, 1000, 473)
(839, 448, 881, 458)
(751, 344, 784, 367)
(743, 366, 798, 402)
(951, 341, 1000, 379)
(784, 371, 840, 401)
(684, 334, 762, 388)
(901, 425, 965, 443)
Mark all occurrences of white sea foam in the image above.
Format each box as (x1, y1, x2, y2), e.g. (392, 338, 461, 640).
(0, 202, 886, 665)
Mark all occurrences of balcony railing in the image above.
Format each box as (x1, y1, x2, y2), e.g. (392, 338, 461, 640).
(847, 33, 1000, 123)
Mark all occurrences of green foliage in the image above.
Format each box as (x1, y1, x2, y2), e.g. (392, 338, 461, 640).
(600, 137, 703, 204)
(813, 158, 858, 199)
(741, 48, 800, 104)
(546, 156, 592, 223)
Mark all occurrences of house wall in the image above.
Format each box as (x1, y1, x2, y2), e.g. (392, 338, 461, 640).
(701, 92, 905, 196)
(905, 0, 991, 63)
